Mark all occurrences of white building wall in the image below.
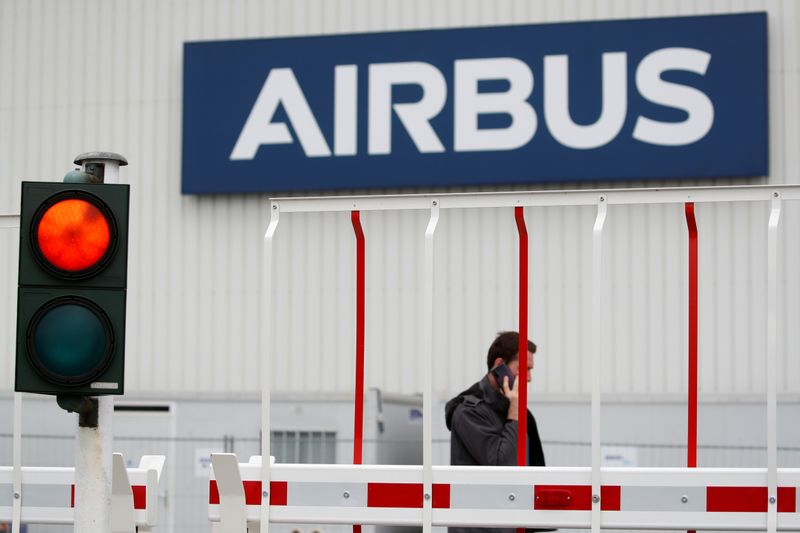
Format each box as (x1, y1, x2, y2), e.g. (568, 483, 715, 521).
(0, 0, 798, 398)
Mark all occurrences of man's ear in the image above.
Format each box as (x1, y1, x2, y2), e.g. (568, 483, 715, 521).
(492, 357, 504, 368)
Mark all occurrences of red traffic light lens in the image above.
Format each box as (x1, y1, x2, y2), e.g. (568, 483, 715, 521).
(32, 193, 116, 278)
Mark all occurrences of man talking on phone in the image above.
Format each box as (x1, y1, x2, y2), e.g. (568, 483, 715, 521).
(445, 331, 546, 532)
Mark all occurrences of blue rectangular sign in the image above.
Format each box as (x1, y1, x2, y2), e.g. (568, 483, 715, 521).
(182, 13, 768, 194)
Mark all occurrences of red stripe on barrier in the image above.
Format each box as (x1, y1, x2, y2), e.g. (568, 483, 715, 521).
(208, 480, 287, 506)
(366, 483, 451, 508)
(535, 485, 621, 511)
(132, 485, 147, 510)
(270, 481, 289, 505)
(781, 487, 797, 513)
(72, 484, 146, 509)
(433, 483, 451, 509)
(243, 480, 263, 506)
(707, 486, 796, 513)
(369, 483, 422, 508)
(602, 485, 621, 511)
(209, 480, 219, 504)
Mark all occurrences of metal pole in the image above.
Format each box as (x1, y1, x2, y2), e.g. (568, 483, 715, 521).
(766, 192, 781, 533)
(685, 202, 698, 470)
(351, 211, 365, 533)
(514, 207, 528, 469)
(71, 152, 128, 533)
(685, 202, 698, 533)
(261, 203, 280, 533)
(12, 393, 21, 533)
(514, 206, 528, 533)
(75, 398, 114, 532)
(422, 200, 439, 533)
(591, 196, 607, 533)
(1, 215, 21, 533)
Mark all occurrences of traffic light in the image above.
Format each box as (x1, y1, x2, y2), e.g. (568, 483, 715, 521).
(15, 181, 129, 396)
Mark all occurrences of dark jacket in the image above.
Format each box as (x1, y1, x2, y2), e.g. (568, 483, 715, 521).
(445, 375, 546, 533)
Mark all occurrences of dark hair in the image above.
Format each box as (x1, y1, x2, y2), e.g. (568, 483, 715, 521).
(486, 331, 536, 371)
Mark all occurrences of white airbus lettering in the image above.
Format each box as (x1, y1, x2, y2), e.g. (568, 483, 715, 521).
(229, 48, 714, 160)
(454, 57, 537, 152)
(633, 48, 714, 146)
(544, 52, 628, 149)
(368, 62, 447, 155)
(230, 68, 331, 159)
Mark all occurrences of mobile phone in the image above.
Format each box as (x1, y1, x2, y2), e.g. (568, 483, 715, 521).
(491, 363, 515, 389)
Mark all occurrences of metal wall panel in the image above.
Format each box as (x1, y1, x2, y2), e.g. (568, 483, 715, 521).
(0, 0, 798, 398)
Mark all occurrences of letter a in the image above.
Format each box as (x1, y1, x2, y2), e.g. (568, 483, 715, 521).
(230, 68, 331, 160)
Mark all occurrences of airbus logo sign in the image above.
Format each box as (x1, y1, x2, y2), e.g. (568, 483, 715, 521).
(182, 13, 767, 194)
(231, 49, 713, 159)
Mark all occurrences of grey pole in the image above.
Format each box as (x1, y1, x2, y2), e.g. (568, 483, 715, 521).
(70, 152, 127, 533)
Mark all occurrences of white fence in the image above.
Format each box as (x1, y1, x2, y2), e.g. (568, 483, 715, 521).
(0, 453, 164, 532)
(247, 186, 800, 533)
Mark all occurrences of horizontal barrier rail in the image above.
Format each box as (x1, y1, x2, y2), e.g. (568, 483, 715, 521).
(270, 184, 800, 213)
(209, 456, 800, 531)
(0, 453, 165, 531)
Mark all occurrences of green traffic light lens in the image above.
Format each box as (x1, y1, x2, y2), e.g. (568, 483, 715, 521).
(27, 298, 113, 385)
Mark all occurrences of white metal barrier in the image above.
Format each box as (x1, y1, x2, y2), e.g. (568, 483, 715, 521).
(209, 454, 800, 531)
(0, 452, 165, 532)
(245, 185, 800, 533)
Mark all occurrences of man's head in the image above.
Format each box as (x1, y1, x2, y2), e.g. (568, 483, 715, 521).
(487, 331, 536, 383)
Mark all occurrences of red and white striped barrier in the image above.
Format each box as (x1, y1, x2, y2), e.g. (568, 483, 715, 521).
(208, 455, 800, 532)
(0, 453, 165, 532)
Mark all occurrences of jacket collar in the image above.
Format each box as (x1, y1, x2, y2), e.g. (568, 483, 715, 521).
(479, 374, 510, 416)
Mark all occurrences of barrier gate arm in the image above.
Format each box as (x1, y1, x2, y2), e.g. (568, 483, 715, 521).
(0, 453, 164, 528)
(209, 459, 800, 531)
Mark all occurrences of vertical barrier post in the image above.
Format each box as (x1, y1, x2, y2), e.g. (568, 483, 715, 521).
(12, 393, 21, 533)
(0, 214, 22, 533)
(685, 202, 698, 533)
(422, 200, 439, 533)
(513, 207, 528, 463)
(351, 211, 366, 533)
(684, 202, 698, 533)
(260, 203, 280, 533)
(685, 203, 698, 468)
(2, 215, 21, 533)
(766, 192, 781, 533)
(591, 196, 607, 533)
(514, 207, 528, 533)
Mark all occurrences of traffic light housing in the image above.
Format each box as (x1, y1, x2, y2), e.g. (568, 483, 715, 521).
(15, 181, 129, 396)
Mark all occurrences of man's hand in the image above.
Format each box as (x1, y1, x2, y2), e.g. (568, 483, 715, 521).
(502, 376, 519, 421)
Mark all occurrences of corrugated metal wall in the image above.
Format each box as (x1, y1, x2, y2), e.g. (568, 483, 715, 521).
(1, 0, 798, 397)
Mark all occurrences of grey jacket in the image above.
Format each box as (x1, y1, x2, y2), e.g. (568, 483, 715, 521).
(445, 375, 547, 533)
